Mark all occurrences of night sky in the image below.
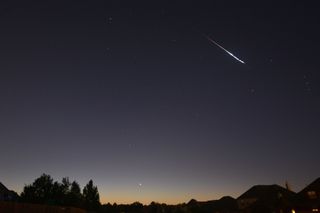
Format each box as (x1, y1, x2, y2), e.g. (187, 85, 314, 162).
(1, 0, 320, 204)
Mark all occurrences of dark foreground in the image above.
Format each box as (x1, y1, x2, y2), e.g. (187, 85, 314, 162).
(1, 176, 319, 213)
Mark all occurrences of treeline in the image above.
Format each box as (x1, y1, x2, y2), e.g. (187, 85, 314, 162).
(100, 201, 214, 213)
(99, 197, 239, 213)
(17, 174, 237, 213)
(14, 174, 319, 213)
(20, 173, 100, 211)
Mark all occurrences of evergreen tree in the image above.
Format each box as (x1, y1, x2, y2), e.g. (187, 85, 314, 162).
(83, 179, 100, 211)
(68, 181, 83, 208)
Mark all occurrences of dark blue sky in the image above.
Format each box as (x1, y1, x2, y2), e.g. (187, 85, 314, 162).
(0, 0, 319, 204)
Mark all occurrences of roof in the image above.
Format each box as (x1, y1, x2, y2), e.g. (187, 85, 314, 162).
(0, 182, 10, 194)
(299, 177, 320, 194)
(238, 184, 296, 201)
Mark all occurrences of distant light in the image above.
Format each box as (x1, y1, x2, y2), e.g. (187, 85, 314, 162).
(291, 209, 296, 213)
(312, 209, 319, 212)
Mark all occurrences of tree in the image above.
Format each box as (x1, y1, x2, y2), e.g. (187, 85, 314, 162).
(20, 184, 36, 203)
(83, 179, 100, 211)
(20, 173, 54, 204)
(20, 174, 84, 207)
(51, 181, 63, 205)
(68, 181, 83, 208)
(51, 177, 71, 206)
(61, 177, 71, 195)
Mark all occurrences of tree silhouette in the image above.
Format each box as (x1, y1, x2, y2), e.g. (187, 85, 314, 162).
(20, 173, 86, 209)
(68, 181, 83, 208)
(51, 177, 71, 205)
(83, 179, 100, 211)
(51, 181, 63, 205)
(20, 184, 37, 203)
(61, 177, 71, 194)
(20, 173, 54, 204)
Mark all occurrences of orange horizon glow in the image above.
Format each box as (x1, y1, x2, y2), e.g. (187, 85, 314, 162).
(99, 191, 239, 205)
(100, 196, 191, 205)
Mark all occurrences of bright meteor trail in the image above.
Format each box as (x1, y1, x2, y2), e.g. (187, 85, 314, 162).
(204, 34, 245, 64)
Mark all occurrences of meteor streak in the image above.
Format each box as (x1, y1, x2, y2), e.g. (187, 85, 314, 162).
(204, 34, 245, 64)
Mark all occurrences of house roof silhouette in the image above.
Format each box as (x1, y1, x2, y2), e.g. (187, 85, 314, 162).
(299, 177, 320, 194)
(0, 182, 19, 201)
(0, 182, 10, 194)
(238, 184, 295, 200)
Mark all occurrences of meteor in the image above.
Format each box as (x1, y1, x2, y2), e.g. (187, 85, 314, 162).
(204, 34, 245, 64)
